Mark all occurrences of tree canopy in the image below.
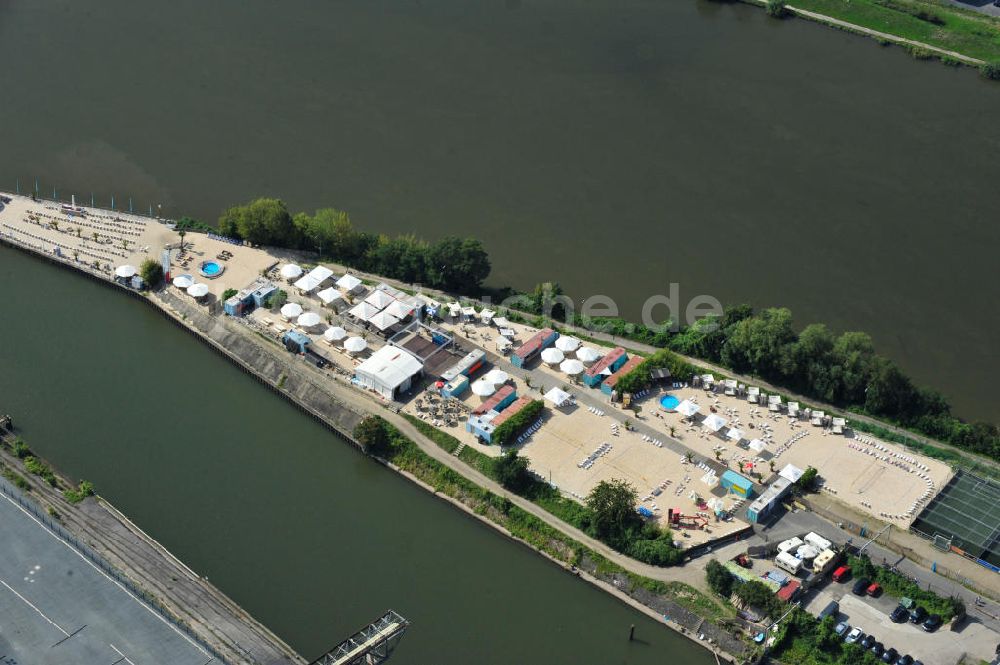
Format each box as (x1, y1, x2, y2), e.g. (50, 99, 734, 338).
(586, 479, 640, 541)
(139, 257, 163, 287)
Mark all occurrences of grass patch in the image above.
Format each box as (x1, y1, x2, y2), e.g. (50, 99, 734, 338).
(63, 480, 96, 504)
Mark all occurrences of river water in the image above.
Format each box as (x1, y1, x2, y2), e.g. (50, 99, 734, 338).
(0, 245, 716, 663)
(1, 1, 998, 420)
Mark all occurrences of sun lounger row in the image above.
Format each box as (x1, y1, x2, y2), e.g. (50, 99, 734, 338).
(516, 419, 544, 444)
(578, 442, 612, 469)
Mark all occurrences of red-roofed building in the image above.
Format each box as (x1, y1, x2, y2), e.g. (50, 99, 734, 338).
(472, 384, 516, 415)
(776, 580, 801, 603)
(601, 355, 645, 395)
(511, 329, 558, 368)
(583, 347, 627, 387)
(491, 396, 534, 428)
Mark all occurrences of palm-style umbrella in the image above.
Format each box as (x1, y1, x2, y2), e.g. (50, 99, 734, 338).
(280, 302, 303, 319)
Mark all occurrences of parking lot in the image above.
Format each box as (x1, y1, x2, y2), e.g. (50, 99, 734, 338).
(0, 488, 213, 665)
(804, 584, 998, 665)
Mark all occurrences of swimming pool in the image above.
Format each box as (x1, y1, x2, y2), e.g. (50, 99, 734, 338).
(659, 394, 680, 410)
(199, 260, 224, 278)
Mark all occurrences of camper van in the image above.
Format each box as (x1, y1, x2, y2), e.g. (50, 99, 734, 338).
(812, 549, 838, 575)
(804, 532, 833, 551)
(777, 537, 804, 554)
(775, 551, 803, 575)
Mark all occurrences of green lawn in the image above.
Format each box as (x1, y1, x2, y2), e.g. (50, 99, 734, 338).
(787, 0, 1000, 62)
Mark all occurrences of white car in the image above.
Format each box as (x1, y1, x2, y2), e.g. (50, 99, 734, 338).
(845, 627, 864, 645)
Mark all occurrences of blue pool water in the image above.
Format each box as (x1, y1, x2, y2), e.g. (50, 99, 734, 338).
(201, 261, 221, 276)
(660, 394, 680, 410)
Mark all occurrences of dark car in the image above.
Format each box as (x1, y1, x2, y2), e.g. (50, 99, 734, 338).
(922, 614, 943, 632)
(882, 648, 899, 663)
(861, 635, 876, 650)
(870, 642, 885, 658)
(890, 605, 909, 623)
(852, 578, 871, 595)
(896, 655, 914, 665)
(909, 606, 927, 624)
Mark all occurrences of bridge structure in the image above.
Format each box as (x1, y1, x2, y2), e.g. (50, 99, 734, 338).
(310, 610, 410, 665)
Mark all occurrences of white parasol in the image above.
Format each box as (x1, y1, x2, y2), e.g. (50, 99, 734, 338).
(540, 348, 564, 365)
(187, 283, 209, 298)
(344, 337, 367, 353)
(280, 302, 303, 319)
(324, 326, 348, 342)
(555, 336, 580, 353)
(484, 368, 509, 385)
(297, 312, 322, 327)
(115, 264, 137, 278)
(560, 358, 585, 375)
(471, 379, 496, 398)
(280, 264, 303, 279)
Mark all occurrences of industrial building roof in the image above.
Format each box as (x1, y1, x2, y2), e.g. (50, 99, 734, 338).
(355, 345, 423, 390)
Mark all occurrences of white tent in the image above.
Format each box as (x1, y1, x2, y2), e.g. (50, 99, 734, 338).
(317, 286, 341, 305)
(703, 413, 728, 432)
(492, 316, 512, 329)
(471, 379, 496, 398)
(555, 336, 580, 352)
(280, 264, 303, 279)
(560, 358, 585, 375)
(484, 368, 509, 385)
(187, 283, 209, 298)
(461, 306, 477, 318)
(544, 387, 572, 408)
(384, 300, 414, 319)
(575, 347, 601, 363)
(726, 428, 745, 442)
(280, 302, 303, 320)
(446, 302, 461, 317)
(748, 439, 766, 453)
(540, 348, 564, 365)
(349, 301, 379, 322)
(675, 400, 700, 417)
(115, 265, 137, 278)
(354, 345, 423, 399)
(365, 290, 396, 309)
(368, 310, 400, 331)
(297, 312, 322, 327)
(172, 274, 193, 289)
(324, 326, 347, 342)
(479, 309, 496, 323)
(336, 273, 362, 292)
(344, 337, 367, 354)
(294, 266, 334, 293)
(701, 471, 719, 487)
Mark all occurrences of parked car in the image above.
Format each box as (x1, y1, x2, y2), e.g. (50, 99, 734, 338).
(882, 648, 899, 663)
(861, 635, 876, 650)
(834, 621, 851, 637)
(853, 578, 871, 595)
(845, 627, 864, 645)
(922, 614, 943, 632)
(870, 642, 885, 658)
(867, 582, 882, 597)
(819, 600, 840, 621)
(832, 565, 851, 582)
(897, 654, 914, 665)
(909, 606, 927, 624)
(890, 605, 909, 623)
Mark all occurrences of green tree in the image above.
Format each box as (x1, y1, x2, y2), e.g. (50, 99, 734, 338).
(586, 479, 640, 542)
(796, 466, 818, 492)
(492, 450, 531, 492)
(720, 307, 796, 379)
(218, 198, 296, 247)
(705, 559, 733, 597)
(139, 257, 164, 287)
(354, 416, 392, 456)
(426, 237, 491, 292)
(267, 289, 288, 310)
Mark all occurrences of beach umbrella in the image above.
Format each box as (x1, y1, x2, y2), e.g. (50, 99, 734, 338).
(471, 379, 496, 398)
(726, 428, 745, 442)
(676, 400, 700, 418)
(703, 413, 728, 432)
(540, 348, 564, 365)
(336, 273, 362, 291)
(560, 358, 585, 375)
(115, 264, 137, 278)
(297, 312, 322, 327)
(575, 346, 601, 363)
(280, 302, 303, 319)
(484, 368, 509, 385)
(555, 336, 580, 353)
(186, 283, 209, 298)
(344, 337, 367, 353)
(172, 275, 193, 289)
(323, 326, 347, 342)
(280, 264, 303, 279)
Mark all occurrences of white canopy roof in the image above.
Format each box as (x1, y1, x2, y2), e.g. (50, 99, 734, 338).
(748, 438, 766, 453)
(172, 275, 193, 288)
(540, 348, 564, 365)
(471, 379, 496, 397)
(368, 310, 400, 331)
(344, 336, 367, 353)
(280, 302, 303, 319)
(701, 471, 719, 486)
(317, 286, 341, 305)
(676, 399, 700, 417)
(726, 428, 745, 441)
(779, 464, 805, 483)
(492, 316, 512, 328)
(115, 264, 137, 278)
(447, 301, 461, 315)
(479, 309, 496, 322)
(187, 283, 209, 298)
(484, 368, 509, 385)
(461, 306, 476, 317)
(575, 347, 601, 363)
(555, 336, 580, 352)
(294, 266, 334, 293)
(355, 345, 422, 388)
(384, 300, 414, 319)
(544, 387, 572, 407)
(703, 413, 728, 432)
(768, 395, 782, 405)
(324, 326, 348, 342)
(297, 312, 322, 327)
(365, 290, 396, 309)
(349, 301, 380, 321)
(560, 358, 585, 375)
(336, 273, 362, 291)
(280, 264, 303, 279)
(787, 401, 800, 411)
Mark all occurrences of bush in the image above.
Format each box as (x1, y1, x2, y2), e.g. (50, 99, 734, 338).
(23, 456, 57, 487)
(765, 0, 788, 18)
(11, 438, 30, 459)
(63, 480, 96, 504)
(222, 288, 238, 301)
(139, 257, 163, 287)
(981, 61, 1000, 81)
(706, 559, 734, 597)
(491, 400, 545, 447)
(796, 466, 819, 492)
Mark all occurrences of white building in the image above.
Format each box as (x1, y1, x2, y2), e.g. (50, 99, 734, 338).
(354, 345, 424, 400)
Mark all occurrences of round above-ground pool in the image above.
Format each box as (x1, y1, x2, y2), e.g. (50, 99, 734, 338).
(199, 260, 225, 279)
(659, 394, 680, 410)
